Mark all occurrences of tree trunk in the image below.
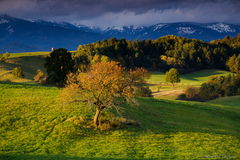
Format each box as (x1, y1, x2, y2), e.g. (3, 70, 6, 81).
(172, 83, 175, 89)
(94, 108, 101, 126)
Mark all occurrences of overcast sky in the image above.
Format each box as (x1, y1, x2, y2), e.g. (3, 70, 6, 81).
(0, 0, 240, 27)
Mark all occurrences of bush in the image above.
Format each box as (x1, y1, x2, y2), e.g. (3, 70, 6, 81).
(156, 84, 163, 92)
(177, 94, 186, 99)
(198, 74, 240, 99)
(185, 86, 198, 98)
(0, 53, 5, 61)
(134, 86, 152, 97)
(224, 85, 237, 97)
(5, 52, 10, 59)
(12, 67, 24, 78)
(198, 83, 214, 99)
(34, 69, 47, 85)
(3, 79, 11, 82)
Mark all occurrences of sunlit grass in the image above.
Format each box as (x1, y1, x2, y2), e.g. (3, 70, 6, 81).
(0, 55, 47, 83)
(0, 51, 240, 158)
(148, 69, 235, 85)
(8, 51, 50, 58)
(0, 84, 240, 159)
(208, 95, 240, 107)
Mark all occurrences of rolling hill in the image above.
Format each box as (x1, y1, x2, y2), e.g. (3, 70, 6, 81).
(0, 53, 240, 159)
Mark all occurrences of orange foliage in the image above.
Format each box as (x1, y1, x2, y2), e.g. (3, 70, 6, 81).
(60, 61, 150, 126)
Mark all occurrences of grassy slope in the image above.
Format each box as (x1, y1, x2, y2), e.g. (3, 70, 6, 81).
(208, 95, 240, 107)
(8, 52, 50, 58)
(0, 53, 239, 159)
(148, 69, 235, 99)
(148, 69, 235, 85)
(0, 52, 49, 83)
(0, 84, 239, 159)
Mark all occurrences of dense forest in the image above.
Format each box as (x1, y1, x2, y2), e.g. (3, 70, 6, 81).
(73, 34, 240, 73)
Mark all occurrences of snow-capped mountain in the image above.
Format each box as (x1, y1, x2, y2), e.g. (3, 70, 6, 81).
(78, 22, 240, 42)
(0, 15, 109, 52)
(203, 23, 236, 33)
(0, 14, 240, 52)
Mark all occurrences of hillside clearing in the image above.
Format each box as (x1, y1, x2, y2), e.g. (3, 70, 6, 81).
(0, 84, 239, 159)
(148, 69, 235, 85)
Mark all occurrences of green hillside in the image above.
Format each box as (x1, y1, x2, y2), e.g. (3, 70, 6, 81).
(0, 53, 48, 83)
(0, 84, 239, 159)
(148, 69, 235, 85)
(208, 95, 240, 107)
(0, 52, 240, 159)
(8, 52, 50, 58)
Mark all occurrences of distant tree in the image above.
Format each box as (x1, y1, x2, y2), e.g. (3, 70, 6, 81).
(5, 52, 10, 59)
(165, 68, 181, 89)
(156, 84, 163, 92)
(44, 48, 74, 86)
(34, 69, 47, 85)
(12, 67, 24, 78)
(61, 61, 150, 127)
(226, 54, 240, 73)
(0, 53, 5, 61)
(237, 33, 240, 37)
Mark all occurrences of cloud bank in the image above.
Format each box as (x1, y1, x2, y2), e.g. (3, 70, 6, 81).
(0, 0, 239, 26)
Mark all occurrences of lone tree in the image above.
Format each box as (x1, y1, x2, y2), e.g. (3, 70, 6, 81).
(165, 68, 180, 89)
(44, 48, 74, 86)
(12, 67, 24, 78)
(61, 61, 150, 126)
(5, 52, 10, 59)
(0, 53, 5, 61)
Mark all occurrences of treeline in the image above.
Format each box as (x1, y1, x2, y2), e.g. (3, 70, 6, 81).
(178, 74, 240, 101)
(73, 35, 240, 73)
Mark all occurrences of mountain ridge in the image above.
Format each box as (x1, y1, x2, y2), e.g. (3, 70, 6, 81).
(0, 14, 239, 53)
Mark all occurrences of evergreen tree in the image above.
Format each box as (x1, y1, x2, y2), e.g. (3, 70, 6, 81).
(44, 48, 74, 86)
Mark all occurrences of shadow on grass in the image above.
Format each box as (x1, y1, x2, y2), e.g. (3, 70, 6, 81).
(0, 80, 40, 87)
(0, 154, 154, 160)
(0, 80, 57, 89)
(180, 69, 234, 82)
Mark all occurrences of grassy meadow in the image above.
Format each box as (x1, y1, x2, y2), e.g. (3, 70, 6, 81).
(0, 52, 240, 159)
(148, 69, 235, 85)
(7, 52, 51, 58)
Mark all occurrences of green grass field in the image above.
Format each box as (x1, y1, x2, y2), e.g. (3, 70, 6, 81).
(0, 84, 239, 159)
(0, 52, 240, 159)
(148, 69, 236, 96)
(8, 52, 50, 58)
(0, 53, 48, 83)
(208, 95, 240, 107)
(148, 69, 235, 85)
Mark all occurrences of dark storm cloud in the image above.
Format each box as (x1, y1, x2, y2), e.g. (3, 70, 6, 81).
(0, 0, 240, 26)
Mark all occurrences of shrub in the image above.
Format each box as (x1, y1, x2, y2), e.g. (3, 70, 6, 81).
(185, 86, 198, 98)
(198, 74, 239, 99)
(5, 52, 10, 59)
(0, 53, 5, 61)
(3, 79, 11, 82)
(34, 69, 47, 85)
(156, 84, 162, 92)
(237, 88, 240, 95)
(209, 92, 219, 99)
(12, 67, 24, 78)
(134, 86, 152, 97)
(224, 85, 237, 97)
(177, 94, 186, 99)
(198, 83, 214, 99)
